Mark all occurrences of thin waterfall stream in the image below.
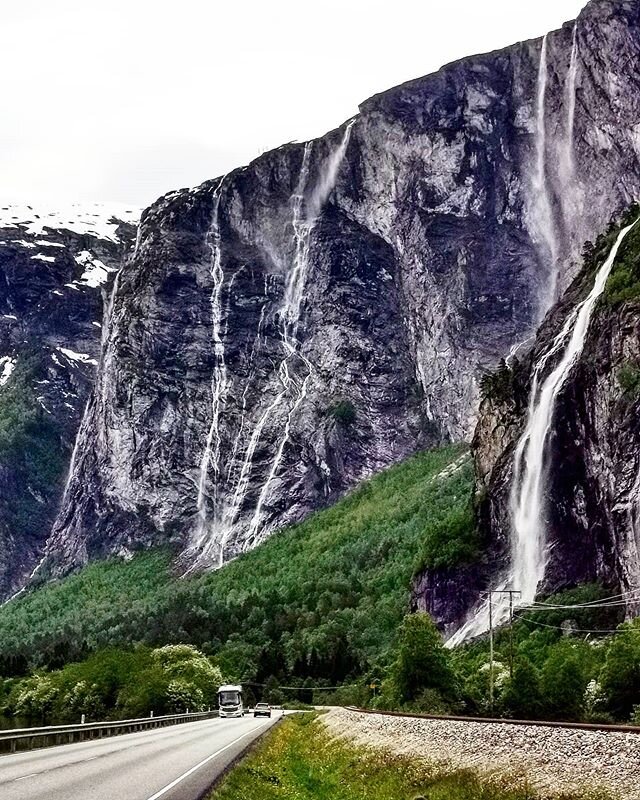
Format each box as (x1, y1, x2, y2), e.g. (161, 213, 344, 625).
(532, 33, 560, 309)
(447, 220, 638, 646)
(188, 120, 356, 570)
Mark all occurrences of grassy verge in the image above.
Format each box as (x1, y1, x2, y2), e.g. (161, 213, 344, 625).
(208, 713, 606, 800)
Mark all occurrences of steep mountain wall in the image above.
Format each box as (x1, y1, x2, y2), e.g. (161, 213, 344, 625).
(0, 205, 137, 597)
(26, 0, 640, 584)
(414, 212, 640, 638)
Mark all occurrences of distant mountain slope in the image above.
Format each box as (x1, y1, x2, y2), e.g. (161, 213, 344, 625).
(4, 2, 640, 596)
(38, 0, 640, 583)
(0, 444, 473, 681)
(0, 203, 138, 597)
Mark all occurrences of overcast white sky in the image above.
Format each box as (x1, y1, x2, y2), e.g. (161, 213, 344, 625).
(2, 0, 586, 209)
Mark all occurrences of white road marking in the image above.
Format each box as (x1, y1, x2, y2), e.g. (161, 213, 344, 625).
(144, 721, 270, 800)
(14, 773, 37, 781)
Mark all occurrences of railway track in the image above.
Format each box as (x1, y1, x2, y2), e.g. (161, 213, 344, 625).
(344, 706, 640, 734)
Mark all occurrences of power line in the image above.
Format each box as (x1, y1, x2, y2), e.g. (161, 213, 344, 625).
(481, 589, 520, 712)
(513, 613, 640, 635)
(524, 589, 640, 611)
(523, 600, 631, 611)
(240, 680, 361, 690)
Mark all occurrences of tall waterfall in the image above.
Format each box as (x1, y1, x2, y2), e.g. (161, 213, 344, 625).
(245, 119, 356, 550)
(447, 221, 637, 646)
(188, 120, 356, 569)
(531, 34, 560, 309)
(195, 177, 229, 539)
(563, 24, 579, 182)
(560, 23, 582, 240)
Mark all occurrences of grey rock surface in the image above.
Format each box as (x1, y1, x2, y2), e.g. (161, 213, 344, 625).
(324, 707, 640, 799)
(19, 0, 640, 588)
(0, 204, 137, 597)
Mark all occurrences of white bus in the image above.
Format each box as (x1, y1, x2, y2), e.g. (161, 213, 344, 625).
(217, 684, 244, 718)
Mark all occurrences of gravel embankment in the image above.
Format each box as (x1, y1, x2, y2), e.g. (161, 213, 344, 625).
(322, 708, 640, 799)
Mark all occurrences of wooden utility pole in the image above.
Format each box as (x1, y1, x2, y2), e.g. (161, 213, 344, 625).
(483, 589, 522, 713)
(488, 591, 494, 714)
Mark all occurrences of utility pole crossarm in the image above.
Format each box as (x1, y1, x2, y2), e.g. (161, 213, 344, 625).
(481, 589, 522, 712)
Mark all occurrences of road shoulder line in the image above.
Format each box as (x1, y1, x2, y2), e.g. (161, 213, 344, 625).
(145, 721, 271, 800)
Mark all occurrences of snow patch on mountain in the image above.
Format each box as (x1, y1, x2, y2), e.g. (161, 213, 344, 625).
(0, 357, 16, 387)
(0, 202, 140, 242)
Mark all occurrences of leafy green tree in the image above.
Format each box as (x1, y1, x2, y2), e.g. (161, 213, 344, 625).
(63, 680, 106, 720)
(388, 613, 457, 705)
(166, 680, 204, 712)
(501, 657, 543, 720)
(541, 640, 591, 721)
(151, 644, 222, 706)
(12, 675, 59, 721)
(600, 620, 640, 720)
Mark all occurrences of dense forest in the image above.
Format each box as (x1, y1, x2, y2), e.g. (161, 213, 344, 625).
(1, 442, 639, 726)
(0, 445, 474, 713)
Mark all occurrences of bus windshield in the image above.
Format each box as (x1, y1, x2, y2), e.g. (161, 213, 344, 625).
(218, 691, 240, 706)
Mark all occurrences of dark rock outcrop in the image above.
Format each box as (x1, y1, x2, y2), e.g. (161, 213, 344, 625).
(0, 205, 137, 597)
(413, 214, 640, 636)
(38, 0, 640, 584)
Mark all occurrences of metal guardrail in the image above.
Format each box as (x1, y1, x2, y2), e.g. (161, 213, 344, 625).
(0, 710, 219, 755)
(344, 706, 640, 734)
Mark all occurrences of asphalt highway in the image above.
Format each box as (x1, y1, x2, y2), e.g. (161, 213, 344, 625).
(0, 714, 277, 800)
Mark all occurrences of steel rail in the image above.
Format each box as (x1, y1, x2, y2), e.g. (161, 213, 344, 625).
(344, 707, 640, 734)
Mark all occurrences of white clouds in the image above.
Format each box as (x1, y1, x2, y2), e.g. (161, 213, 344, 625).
(2, 0, 586, 208)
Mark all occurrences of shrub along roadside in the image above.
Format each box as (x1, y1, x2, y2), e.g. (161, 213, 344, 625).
(2, 645, 223, 725)
(208, 713, 603, 800)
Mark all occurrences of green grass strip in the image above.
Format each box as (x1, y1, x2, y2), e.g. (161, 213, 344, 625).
(209, 713, 610, 800)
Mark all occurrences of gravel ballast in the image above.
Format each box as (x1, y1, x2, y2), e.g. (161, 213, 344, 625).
(322, 708, 640, 799)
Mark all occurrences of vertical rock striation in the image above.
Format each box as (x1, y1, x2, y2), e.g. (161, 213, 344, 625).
(22, 0, 640, 587)
(0, 204, 137, 597)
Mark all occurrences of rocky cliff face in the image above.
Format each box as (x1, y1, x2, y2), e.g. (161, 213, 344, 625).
(18, 0, 640, 588)
(414, 212, 640, 638)
(0, 205, 137, 597)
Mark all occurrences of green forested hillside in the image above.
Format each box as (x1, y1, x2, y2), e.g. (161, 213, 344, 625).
(2, 441, 639, 726)
(0, 444, 475, 685)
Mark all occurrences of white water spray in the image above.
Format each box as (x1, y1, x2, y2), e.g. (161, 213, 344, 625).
(531, 34, 560, 308)
(189, 120, 356, 568)
(447, 221, 638, 646)
(195, 178, 229, 540)
(245, 120, 356, 549)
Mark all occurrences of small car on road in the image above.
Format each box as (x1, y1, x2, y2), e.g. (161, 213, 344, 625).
(253, 702, 272, 718)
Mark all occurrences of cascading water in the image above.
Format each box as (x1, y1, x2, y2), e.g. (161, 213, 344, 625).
(447, 221, 638, 647)
(187, 120, 356, 569)
(245, 119, 356, 549)
(531, 34, 561, 309)
(194, 177, 229, 548)
(560, 23, 582, 242)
